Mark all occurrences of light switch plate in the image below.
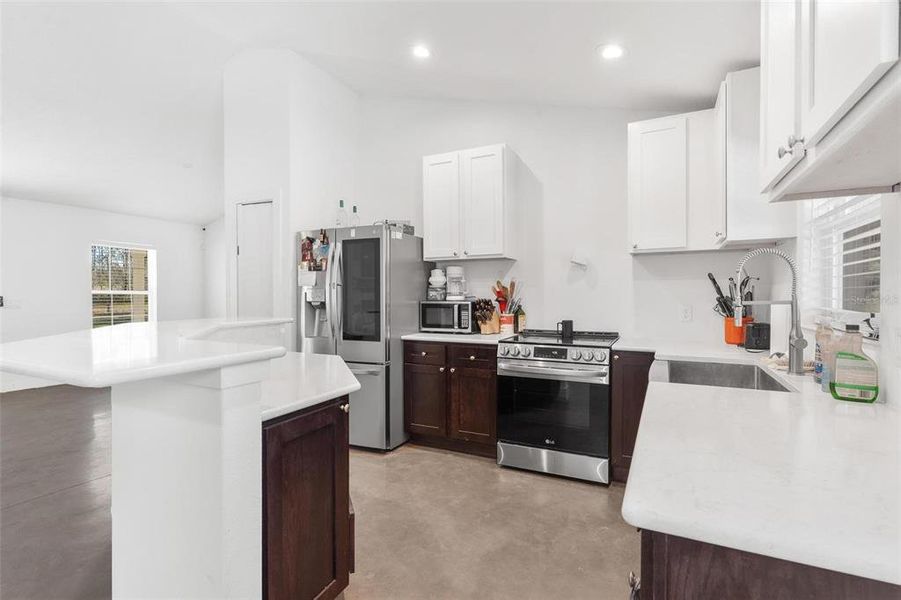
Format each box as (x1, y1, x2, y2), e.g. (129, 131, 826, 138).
(679, 305, 693, 322)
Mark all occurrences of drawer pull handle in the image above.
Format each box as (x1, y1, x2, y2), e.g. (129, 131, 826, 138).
(449, 368, 456, 373)
(339, 404, 349, 413)
(439, 367, 445, 373)
(421, 351, 427, 357)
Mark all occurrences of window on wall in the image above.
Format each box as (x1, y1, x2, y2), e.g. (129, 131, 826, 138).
(91, 244, 156, 328)
(799, 194, 881, 328)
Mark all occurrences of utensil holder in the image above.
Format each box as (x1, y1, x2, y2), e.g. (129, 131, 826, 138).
(724, 316, 753, 345)
(479, 312, 500, 335)
(499, 313, 515, 335)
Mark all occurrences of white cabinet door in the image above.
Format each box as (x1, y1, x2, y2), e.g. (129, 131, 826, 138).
(460, 145, 505, 258)
(628, 116, 688, 251)
(422, 152, 461, 260)
(726, 67, 797, 243)
(799, 0, 899, 147)
(760, 0, 805, 191)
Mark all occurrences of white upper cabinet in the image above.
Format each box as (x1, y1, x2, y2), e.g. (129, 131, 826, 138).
(759, 0, 805, 192)
(460, 145, 505, 258)
(629, 66, 797, 254)
(628, 115, 688, 252)
(725, 67, 797, 245)
(628, 108, 725, 253)
(760, 0, 900, 201)
(422, 144, 519, 261)
(422, 151, 462, 260)
(799, 0, 899, 147)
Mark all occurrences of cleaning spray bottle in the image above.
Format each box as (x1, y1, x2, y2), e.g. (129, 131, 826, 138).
(830, 324, 879, 403)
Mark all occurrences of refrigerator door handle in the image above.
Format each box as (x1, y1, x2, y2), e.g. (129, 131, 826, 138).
(325, 240, 337, 340)
(334, 241, 344, 338)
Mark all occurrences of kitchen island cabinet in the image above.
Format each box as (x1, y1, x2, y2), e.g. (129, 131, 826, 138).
(403, 340, 497, 457)
(263, 397, 352, 600)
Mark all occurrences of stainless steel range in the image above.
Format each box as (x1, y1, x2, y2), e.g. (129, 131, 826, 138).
(496, 329, 618, 484)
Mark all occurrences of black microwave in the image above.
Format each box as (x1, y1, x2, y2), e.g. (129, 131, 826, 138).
(419, 301, 476, 333)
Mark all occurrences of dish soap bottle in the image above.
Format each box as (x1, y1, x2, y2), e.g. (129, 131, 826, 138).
(830, 324, 879, 402)
(813, 318, 833, 383)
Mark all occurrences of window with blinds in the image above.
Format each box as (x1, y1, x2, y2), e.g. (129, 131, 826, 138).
(91, 244, 154, 328)
(799, 195, 881, 324)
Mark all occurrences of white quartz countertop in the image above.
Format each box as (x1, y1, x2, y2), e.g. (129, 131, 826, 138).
(0, 319, 290, 388)
(622, 379, 900, 584)
(401, 332, 509, 345)
(261, 352, 361, 421)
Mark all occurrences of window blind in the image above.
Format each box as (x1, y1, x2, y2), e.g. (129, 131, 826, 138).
(799, 194, 881, 321)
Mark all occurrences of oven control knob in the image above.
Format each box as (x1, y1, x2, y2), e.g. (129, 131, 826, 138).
(594, 351, 607, 362)
(499, 346, 509, 356)
(510, 346, 520, 356)
(584, 353, 594, 361)
(571, 350, 582, 360)
(521, 347, 531, 357)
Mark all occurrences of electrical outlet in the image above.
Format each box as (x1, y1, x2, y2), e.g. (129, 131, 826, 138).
(679, 305, 693, 322)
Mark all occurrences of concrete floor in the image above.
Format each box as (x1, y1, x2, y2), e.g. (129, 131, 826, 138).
(1, 385, 638, 599)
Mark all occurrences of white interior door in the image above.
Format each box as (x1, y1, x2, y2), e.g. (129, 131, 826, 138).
(236, 201, 273, 319)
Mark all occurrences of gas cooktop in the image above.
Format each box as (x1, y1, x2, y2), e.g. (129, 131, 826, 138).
(502, 329, 620, 348)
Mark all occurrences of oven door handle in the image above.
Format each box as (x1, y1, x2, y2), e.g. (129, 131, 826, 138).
(497, 363, 607, 383)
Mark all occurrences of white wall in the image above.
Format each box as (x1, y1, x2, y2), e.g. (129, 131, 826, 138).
(0, 197, 205, 343)
(223, 49, 359, 347)
(203, 216, 226, 319)
(356, 95, 769, 343)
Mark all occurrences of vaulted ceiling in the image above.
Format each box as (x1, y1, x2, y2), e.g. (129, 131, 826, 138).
(1, 2, 759, 224)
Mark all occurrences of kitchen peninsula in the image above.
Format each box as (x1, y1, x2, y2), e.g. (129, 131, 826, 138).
(0, 319, 360, 600)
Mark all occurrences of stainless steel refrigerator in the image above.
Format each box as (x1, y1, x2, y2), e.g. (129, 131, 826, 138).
(296, 223, 431, 450)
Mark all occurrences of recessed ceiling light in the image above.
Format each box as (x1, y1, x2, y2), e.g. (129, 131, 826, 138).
(412, 44, 431, 59)
(599, 44, 625, 60)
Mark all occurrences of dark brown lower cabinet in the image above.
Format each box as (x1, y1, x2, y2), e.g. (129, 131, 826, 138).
(639, 530, 901, 600)
(611, 351, 655, 483)
(404, 341, 497, 457)
(263, 397, 352, 600)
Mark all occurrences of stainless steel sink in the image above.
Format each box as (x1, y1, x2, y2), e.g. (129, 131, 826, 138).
(665, 361, 791, 393)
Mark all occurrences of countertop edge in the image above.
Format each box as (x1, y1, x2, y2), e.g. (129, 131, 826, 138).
(0, 346, 287, 388)
(261, 381, 361, 422)
(621, 499, 900, 585)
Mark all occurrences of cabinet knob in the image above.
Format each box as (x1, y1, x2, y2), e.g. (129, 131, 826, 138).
(787, 134, 805, 147)
(463, 251, 469, 256)
(469, 355, 476, 361)
(714, 231, 723, 238)
(439, 367, 445, 372)
(421, 351, 427, 356)
(614, 355, 619, 361)
(449, 367, 456, 373)
(339, 403, 349, 413)
(632, 243, 638, 249)
(453, 251, 459, 257)
(777, 145, 794, 159)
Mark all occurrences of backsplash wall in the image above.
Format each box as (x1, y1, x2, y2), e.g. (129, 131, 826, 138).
(357, 95, 780, 343)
